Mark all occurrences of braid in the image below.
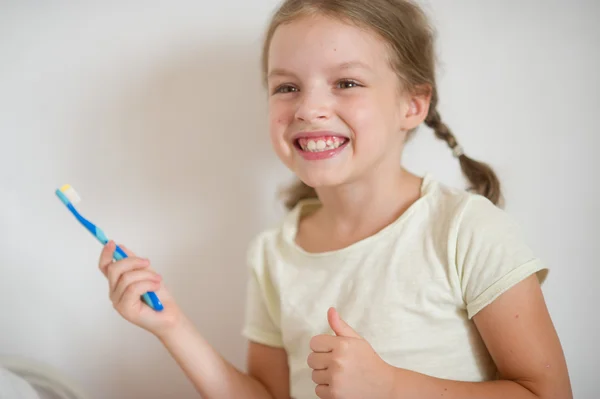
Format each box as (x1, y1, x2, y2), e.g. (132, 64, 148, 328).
(425, 97, 503, 206)
(425, 108, 459, 150)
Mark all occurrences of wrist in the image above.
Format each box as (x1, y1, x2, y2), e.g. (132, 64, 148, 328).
(388, 366, 419, 397)
(155, 313, 194, 343)
(382, 363, 407, 397)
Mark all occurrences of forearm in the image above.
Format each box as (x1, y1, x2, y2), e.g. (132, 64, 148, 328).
(394, 368, 541, 399)
(158, 316, 273, 399)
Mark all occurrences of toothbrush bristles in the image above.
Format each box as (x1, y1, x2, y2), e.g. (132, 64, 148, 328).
(61, 184, 81, 204)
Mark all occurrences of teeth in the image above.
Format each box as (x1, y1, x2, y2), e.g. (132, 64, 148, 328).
(299, 138, 346, 152)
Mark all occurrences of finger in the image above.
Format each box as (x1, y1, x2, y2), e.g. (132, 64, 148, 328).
(118, 280, 162, 310)
(311, 369, 330, 385)
(307, 352, 330, 370)
(111, 269, 162, 304)
(98, 240, 116, 277)
(106, 257, 150, 293)
(310, 334, 336, 353)
(315, 384, 332, 399)
(117, 243, 136, 258)
(328, 307, 361, 339)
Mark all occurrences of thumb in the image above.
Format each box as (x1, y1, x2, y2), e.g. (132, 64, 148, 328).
(327, 307, 361, 338)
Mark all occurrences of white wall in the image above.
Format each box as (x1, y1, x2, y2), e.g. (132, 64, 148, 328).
(1, 1, 598, 398)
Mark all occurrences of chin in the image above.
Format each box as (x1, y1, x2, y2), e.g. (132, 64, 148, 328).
(296, 171, 349, 190)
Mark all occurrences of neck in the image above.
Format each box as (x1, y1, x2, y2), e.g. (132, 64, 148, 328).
(313, 166, 423, 240)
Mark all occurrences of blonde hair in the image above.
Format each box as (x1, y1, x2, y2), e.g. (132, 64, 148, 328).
(261, 0, 502, 209)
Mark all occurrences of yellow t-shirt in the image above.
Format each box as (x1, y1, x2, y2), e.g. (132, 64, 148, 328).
(242, 173, 548, 399)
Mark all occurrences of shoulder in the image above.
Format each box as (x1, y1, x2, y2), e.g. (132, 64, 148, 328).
(453, 193, 528, 252)
(418, 175, 482, 232)
(422, 176, 543, 268)
(451, 192, 544, 273)
(422, 175, 519, 238)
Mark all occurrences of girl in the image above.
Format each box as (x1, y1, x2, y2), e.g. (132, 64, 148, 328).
(98, 0, 572, 398)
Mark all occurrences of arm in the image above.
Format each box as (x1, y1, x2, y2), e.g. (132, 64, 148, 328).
(99, 242, 290, 399)
(392, 275, 572, 399)
(247, 342, 291, 399)
(159, 318, 290, 399)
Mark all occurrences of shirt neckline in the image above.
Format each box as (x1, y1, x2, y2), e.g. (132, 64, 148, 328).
(281, 172, 436, 258)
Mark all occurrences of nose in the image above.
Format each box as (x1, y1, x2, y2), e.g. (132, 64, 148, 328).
(294, 88, 332, 122)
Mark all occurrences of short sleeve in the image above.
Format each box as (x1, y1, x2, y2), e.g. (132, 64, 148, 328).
(241, 234, 284, 348)
(455, 197, 549, 319)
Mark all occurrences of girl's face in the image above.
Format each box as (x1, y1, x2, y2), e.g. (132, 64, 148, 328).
(267, 15, 426, 189)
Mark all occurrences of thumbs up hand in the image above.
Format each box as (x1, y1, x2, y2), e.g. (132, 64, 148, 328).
(307, 307, 397, 399)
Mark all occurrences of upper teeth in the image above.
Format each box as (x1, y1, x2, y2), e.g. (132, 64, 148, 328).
(301, 138, 344, 152)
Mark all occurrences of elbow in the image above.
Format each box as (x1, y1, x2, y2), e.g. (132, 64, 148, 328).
(514, 374, 573, 399)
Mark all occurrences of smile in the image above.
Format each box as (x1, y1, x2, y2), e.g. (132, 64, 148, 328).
(296, 136, 348, 152)
(293, 134, 350, 160)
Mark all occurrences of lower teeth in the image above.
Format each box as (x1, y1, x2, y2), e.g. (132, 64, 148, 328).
(306, 145, 338, 152)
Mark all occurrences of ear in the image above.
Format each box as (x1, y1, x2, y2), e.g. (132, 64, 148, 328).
(402, 85, 431, 131)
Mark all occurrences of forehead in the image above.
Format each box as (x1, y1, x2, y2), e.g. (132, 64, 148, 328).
(268, 15, 390, 74)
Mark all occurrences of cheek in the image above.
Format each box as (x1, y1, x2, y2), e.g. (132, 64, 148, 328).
(340, 96, 398, 151)
(341, 97, 385, 135)
(269, 101, 293, 135)
(268, 102, 295, 158)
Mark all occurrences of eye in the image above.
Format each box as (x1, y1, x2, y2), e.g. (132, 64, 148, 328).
(273, 84, 299, 94)
(336, 79, 362, 89)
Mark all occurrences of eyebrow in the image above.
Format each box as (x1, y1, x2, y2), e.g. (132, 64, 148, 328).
(336, 61, 372, 71)
(267, 60, 372, 79)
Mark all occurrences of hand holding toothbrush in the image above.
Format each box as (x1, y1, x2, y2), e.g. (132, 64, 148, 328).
(98, 241, 184, 338)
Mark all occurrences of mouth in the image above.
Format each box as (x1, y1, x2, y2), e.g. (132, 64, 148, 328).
(293, 135, 349, 153)
(291, 132, 350, 161)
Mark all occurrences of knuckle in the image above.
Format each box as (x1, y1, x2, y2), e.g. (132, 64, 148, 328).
(105, 262, 115, 274)
(124, 282, 139, 297)
(122, 271, 141, 288)
(106, 269, 118, 286)
(338, 339, 350, 352)
(309, 335, 319, 350)
(330, 384, 342, 399)
(135, 258, 150, 266)
(332, 355, 344, 370)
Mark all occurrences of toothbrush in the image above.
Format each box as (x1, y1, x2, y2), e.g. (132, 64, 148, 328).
(55, 184, 164, 311)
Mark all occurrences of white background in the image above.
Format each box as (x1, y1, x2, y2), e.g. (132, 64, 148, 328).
(1, 1, 598, 398)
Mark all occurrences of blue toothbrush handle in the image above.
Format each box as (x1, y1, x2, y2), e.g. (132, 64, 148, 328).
(56, 188, 164, 312)
(113, 245, 164, 312)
